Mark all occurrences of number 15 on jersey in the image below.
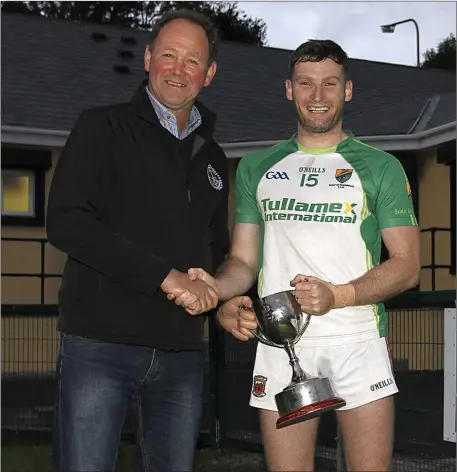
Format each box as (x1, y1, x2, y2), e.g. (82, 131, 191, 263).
(300, 173, 319, 187)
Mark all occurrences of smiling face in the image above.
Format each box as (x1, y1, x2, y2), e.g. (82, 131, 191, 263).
(286, 58, 353, 135)
(144, 18, 217, 116)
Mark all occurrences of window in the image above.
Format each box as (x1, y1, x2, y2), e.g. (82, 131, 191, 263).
(450, 161, 456, 275)
(1, 147, 52, 226)
(2, 169, 36, 217)
(437, 141, 456, 276)
(380, 152, 418, 264)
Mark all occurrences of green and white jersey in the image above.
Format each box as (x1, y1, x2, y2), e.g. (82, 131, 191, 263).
(235, 133, 417, 346)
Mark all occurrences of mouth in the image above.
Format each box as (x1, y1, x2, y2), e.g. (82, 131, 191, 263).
(165, 80, 186, 88)
(306, 106, 330, 114)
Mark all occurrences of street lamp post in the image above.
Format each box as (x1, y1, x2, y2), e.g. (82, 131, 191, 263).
(380, 18, 420, 67)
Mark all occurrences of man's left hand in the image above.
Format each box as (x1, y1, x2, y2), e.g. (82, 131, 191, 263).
(290, 274, 335, 315)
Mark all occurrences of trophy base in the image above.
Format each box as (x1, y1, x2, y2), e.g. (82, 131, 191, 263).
(276, 397, 346, 429)
(275, 377, 346, 429)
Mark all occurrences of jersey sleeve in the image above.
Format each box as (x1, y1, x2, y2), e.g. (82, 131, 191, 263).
(234, 158, 262, 225)
(375, 158, 418, 229)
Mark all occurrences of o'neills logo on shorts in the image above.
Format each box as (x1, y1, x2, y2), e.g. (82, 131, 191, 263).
(370, 378, 393, 391)
(252, 375, 267, 398)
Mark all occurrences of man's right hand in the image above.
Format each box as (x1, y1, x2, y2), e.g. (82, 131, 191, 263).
(160, 269, 219, 314)
(216, 296, 258, 341)
(167, 268, 220, 310)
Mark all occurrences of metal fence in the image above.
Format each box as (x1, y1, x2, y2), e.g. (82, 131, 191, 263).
(2, 294, 456, 471)
(1, 236, 456, 470)
(208, 293, 456, 470)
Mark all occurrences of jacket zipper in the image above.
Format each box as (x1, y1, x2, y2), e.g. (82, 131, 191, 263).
(187, 135, 206, 205)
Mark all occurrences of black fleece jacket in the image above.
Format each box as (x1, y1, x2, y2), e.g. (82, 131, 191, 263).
(46, 83, 230, 351)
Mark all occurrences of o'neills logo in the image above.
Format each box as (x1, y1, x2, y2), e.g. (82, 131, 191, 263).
(370, 378, 393, 391)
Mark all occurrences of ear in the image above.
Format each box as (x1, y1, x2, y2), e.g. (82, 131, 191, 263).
(344, 80, 353, 102)
(204, 61, 217, 87)
(144, 45, 152, 73)
(285, 79, 294, 101)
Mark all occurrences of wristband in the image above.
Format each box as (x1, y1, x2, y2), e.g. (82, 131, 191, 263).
(328, 283, 355, 308)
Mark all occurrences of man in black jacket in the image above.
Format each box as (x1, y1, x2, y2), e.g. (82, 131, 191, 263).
(46, 9, 229, 472)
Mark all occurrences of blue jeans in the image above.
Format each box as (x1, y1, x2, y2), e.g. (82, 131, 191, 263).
(53, 333, 204, 472)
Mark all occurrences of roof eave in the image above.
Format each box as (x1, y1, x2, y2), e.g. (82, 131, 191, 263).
(1, 121, 456, 156)
(1, 126, 69, 149)
(221, 121, 457, 157)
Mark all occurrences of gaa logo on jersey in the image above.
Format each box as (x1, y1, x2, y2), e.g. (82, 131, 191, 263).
(252, 374, 268, 397)
(265, 171, 289, 180)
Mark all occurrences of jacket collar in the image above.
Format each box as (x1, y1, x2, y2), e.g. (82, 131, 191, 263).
(130, 80, 217, 140)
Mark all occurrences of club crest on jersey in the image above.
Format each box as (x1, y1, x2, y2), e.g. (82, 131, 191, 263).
(252, 375, 267, 398)
(329, 168, 355, 189)
(207, 164, 223, 190)
(335, 168, 353, 183)
(406, 179, 411, 197)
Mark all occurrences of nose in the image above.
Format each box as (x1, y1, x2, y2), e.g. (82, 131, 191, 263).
(172, 59, 185, 76)
(311, 85, 323, 102)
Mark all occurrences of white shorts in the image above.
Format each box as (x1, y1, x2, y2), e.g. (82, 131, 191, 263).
(250, 336, 398, 411)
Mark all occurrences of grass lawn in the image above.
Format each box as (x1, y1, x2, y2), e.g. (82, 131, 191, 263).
(1, 441, 267, 472)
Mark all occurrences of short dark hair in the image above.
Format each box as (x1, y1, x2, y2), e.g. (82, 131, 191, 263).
(289, 39, 349, 80)
(148, 9, 219, 64)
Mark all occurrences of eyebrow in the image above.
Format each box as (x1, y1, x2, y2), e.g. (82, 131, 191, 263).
(159, 46, 204, 59)
(295, 75, 342, 82)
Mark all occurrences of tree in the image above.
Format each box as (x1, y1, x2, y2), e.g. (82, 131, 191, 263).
(1, 1, 267, 45)
(1, 2, 161, 29)
(159, 2, 266, 46)
(422, 33, 456, 70)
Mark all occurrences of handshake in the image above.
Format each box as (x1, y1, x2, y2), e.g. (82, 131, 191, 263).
(161, 267, 259, 342)
(161, 268, 349, 342)
(161, 267, 221, 315)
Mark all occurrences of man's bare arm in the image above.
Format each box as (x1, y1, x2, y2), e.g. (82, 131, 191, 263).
(168, 222, 260, 312)
(215, 222, 260, 301)
(292, 225, 420, 314)
(350, 225, 420, 305)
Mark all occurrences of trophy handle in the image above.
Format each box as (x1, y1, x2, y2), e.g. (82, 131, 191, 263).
(251, 326, 281, 348)
(296, 313, 311, 340)
(239, 305, 281, 348)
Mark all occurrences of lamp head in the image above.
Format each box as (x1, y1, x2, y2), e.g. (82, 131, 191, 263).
(381, 24, 396, 33)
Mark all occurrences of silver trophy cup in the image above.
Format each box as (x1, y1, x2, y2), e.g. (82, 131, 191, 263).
(250, 290, 346, 429)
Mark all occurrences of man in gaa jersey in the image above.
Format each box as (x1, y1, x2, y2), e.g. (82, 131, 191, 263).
(172, 39, 420, 471)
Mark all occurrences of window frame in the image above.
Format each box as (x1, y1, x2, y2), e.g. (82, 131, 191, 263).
(437, 140, 456, 276)
(1, 168, 37, 218)
(1, 147, 51, 227)
(380, 151, 419, 265)
(450, 161, 456, 275)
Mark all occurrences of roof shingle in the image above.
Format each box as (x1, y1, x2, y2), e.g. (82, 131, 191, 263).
(1, 13, 455, 143)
